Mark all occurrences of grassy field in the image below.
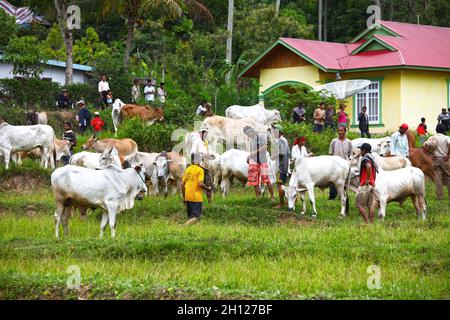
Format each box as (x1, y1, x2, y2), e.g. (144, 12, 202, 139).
(0, 167, 449, 300)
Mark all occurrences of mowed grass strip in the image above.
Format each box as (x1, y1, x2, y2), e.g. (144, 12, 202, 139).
(0, 183, 449, 299)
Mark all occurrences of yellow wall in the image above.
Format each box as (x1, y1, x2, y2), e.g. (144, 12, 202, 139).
(259, 64, 450, 135)
(400, 70, 450, 133)
(259, 66, 320, 94)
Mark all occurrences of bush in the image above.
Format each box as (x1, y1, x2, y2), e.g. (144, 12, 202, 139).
(116, 118, 183, 153)
(281, 121, 359, 156)
(0, 78, 59, 109)
(64, 83, 98, 107)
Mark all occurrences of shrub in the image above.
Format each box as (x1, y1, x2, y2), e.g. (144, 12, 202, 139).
(281, 121, 359, 156)
(116, 118, 183, 153)
(0, 78, 59, 109)
(64, 83, 98, 107)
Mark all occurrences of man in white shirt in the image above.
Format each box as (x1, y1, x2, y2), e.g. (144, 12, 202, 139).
(144, 79, 156, 104)
(423, 124, 450, 200)
(98, 75, 110, 108)
(390, 123, 410, 158)
(328, 126, 353, 200)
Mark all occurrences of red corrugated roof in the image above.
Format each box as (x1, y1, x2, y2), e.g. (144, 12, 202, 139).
(279, 20, 450, 72)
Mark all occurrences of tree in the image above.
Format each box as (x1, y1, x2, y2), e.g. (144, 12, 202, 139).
(225, 0, 234, 83)
(3, 36, 47, 78)
(54, 0, 74, 85)
(275, 0, 281, 16)
(101, 0, 212, 66)
(0, 10, 18, 48)
(318, 0, 322, 41)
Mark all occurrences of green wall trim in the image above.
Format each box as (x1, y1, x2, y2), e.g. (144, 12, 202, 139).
(351, 77, 385, 127)
(351, 37, 397, 55)
(261, 80, 313, 96)
(350, 23, 402, 43)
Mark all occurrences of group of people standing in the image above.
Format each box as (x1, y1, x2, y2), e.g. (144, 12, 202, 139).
(132, 79, 167, 107)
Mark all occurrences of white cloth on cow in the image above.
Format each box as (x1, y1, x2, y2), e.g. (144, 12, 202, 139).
(291, 145, 308, 161)
(390, 132, 409, 157)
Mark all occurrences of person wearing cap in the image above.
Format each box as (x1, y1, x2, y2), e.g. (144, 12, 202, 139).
(91, 112, 105, 133)
(62, 122, 77, 166)
(271, 124, 290, 208)
(390, 124, 410, 158)
(423, 124, 450, 200)
(190, 127, 214, 204)
(182, 152, 212, 226)
(291, 137, 313, 162)
(356, 143, 378, 224)
(243, 126, 275, 201)
(329, 125, 353, 200)
(57, 89, 71, 109)
(76, 100, 91, 133)
(157, 82, 167, 106)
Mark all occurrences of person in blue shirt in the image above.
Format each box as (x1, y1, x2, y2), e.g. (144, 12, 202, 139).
(76, 100, 91, 133)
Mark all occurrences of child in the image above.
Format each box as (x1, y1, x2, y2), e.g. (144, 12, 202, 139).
(106, 90, 113, 108)
(416, 117, 428, 145)
(62, 122, 77, 166)
(181, 153, 211, 226)
(91, 112, 105, 133)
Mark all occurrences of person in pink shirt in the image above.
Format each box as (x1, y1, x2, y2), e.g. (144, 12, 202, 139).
(337, 104, 350, 130)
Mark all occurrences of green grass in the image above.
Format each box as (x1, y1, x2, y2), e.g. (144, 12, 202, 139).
(0, 181, 449, 300)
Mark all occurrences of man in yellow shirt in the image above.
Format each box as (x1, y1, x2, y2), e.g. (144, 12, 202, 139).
(182, 153, 211, 225)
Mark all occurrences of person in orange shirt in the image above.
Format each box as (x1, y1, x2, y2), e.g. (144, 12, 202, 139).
(182, 153, 211, 225)
(91, 112, 105, 133)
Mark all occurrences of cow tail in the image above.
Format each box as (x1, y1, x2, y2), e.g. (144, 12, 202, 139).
(52, 135, 57, 167)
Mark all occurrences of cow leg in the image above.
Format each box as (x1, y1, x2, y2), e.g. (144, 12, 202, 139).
(336, 184, 347, 218)
(419, 196, 427, 221)
(54, 202, 64, 239)
(100, 212, 109, 239)
(61, 206, 72, 236)
(299, 191, 306, 215)
(378, 196, 387, 220)
(306, 184, 317, 218)
(221, 173, 230, 197)
(107, 207, 117, 238)
(151, 173, 159, 195)
(3, 149, 11, 169)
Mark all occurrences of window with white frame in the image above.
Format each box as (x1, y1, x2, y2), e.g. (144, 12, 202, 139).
(355, 81, 380, 125)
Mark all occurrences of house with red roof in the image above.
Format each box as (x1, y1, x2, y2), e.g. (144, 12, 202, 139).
(239, 20, 450, 133)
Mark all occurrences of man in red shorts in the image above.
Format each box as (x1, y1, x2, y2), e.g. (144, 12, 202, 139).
(243, 126, 275, 201)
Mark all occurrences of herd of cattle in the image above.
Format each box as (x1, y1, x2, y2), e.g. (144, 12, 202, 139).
(0, 101, 435, 238)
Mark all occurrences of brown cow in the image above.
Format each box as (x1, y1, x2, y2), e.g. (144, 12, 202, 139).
(112, 99, 164, 135)
(82, 137, 138, 165)
(406, 130, 435, 182)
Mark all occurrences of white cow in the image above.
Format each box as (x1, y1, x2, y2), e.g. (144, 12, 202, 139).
(350, 157, 426, 220)
(351, 137, 391, 156)
(225, 103, 281, 125)
(124, 151, 159, 195)
(0, 124, 56, 169)
(219, 149, 276, 196)
(200, 116, 269, 154)
(112, 99, 126, 136)
(153, 151, 187, 196)
(51, 163, 147, 238)
(282, 156, 350, 218)
(350, 150, 411, 171)
(14, 138, 71, 165)
(69, 147, 121, 170)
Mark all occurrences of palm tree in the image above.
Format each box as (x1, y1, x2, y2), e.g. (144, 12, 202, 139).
(101, 0, 213, 66)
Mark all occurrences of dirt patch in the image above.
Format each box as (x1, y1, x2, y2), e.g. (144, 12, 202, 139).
(0, 176, 49, 193)
(278, 213, 315, 226)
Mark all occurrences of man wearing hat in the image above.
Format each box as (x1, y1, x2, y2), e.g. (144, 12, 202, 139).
(76, 100, 91, 133)
(56, 89, 71, 109)
(437, 108, 450, 133)
(390, 123, 410, 158)
(271, 124, 290, 208)
(356, 143, 378, 224)
(190, 127, 215, 203)
(243, 126, 275, 201)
